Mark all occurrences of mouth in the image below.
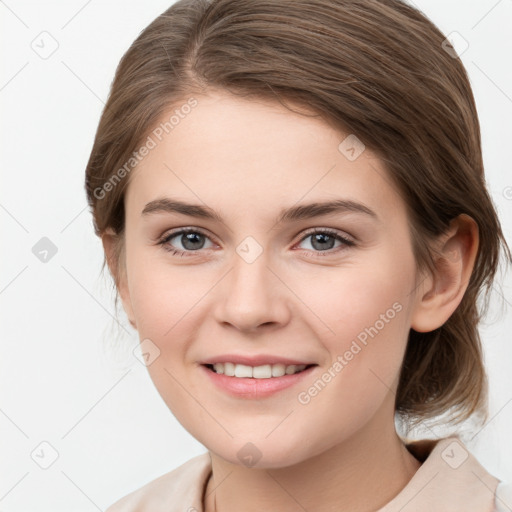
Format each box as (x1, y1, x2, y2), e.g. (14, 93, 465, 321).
(202, 362, 317, 379)
(200, 362, 318, 398)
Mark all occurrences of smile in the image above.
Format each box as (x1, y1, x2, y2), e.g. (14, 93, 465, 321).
(205, 362, 314, 378)
(201, 363, 318, 399)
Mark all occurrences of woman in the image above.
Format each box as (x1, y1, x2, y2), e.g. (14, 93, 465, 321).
(84, 0, 512, 510)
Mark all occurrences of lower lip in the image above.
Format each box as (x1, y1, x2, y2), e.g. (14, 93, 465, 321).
(200, 364, 317, 399)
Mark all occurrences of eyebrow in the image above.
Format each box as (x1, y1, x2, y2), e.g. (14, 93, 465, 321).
(141, 197, 378, 224)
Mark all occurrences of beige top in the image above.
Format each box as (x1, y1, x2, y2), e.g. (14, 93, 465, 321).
(107, 436, 512, 511)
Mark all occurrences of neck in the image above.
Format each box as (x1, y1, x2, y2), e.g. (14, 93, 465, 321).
(203, 407, 422, 512)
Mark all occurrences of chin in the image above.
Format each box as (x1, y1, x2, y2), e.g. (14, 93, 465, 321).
(209, 437, 312, 469)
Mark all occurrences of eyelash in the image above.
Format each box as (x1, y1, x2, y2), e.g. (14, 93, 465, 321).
(156, 227, 355, 259)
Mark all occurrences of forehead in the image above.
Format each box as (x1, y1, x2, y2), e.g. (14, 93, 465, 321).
(124, 90, 405, 225)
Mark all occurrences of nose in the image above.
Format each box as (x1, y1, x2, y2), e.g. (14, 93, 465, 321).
(212, 245, 291, 333)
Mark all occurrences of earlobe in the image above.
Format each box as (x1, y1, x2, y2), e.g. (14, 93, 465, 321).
(410, 214, 479, 333)
(101, 229, 137, 330)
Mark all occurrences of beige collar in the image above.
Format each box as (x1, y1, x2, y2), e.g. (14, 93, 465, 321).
(377, 436, 500, 511)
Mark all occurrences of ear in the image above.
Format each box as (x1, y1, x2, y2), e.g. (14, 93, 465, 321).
(410, 214, 479, 333)
(101, 229, 137, 330)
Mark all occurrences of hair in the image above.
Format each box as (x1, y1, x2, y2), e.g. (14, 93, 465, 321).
(84, 0, 511, 436)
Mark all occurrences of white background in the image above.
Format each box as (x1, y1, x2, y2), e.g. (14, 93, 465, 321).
(1, 0, 511, 509)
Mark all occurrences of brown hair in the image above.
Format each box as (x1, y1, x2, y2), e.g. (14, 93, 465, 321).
(84, 0, 511, 435)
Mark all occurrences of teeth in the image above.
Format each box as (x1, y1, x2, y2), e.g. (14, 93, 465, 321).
(211, 362, 307, 378)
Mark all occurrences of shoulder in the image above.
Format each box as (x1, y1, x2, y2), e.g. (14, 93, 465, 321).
(105, 452, 212, 512)
(494, 480, 512, 512)
(389, 436, 503, 512)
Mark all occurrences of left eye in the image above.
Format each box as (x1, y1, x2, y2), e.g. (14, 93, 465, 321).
(297, 230, 354, 253)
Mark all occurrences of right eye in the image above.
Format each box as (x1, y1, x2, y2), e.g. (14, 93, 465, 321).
(157, 228, 216, 256)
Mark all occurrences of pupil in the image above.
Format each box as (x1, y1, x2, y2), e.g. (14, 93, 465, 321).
(183, 232, 204, 250)
(312, 233, 334, 251)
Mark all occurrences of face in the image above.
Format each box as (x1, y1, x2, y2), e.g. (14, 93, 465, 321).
(117, 90, 421, 468)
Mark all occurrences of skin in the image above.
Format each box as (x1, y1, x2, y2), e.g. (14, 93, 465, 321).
(103, 89, 479, 511)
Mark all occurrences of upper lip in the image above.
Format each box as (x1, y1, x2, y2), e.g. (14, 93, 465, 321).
(201, 354, 317, 367)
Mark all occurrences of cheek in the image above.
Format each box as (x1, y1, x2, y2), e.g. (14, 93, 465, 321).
(125, 260, 205, 421)
(295, 256, 412, 343)
(126, 249, 205, 337)
(299, 255, 414, 391)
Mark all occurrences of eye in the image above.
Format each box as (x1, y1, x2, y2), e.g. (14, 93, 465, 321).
(156, 227, 355, 258)
(295, 228, 355, 257)
(157, 228, 215, 257)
